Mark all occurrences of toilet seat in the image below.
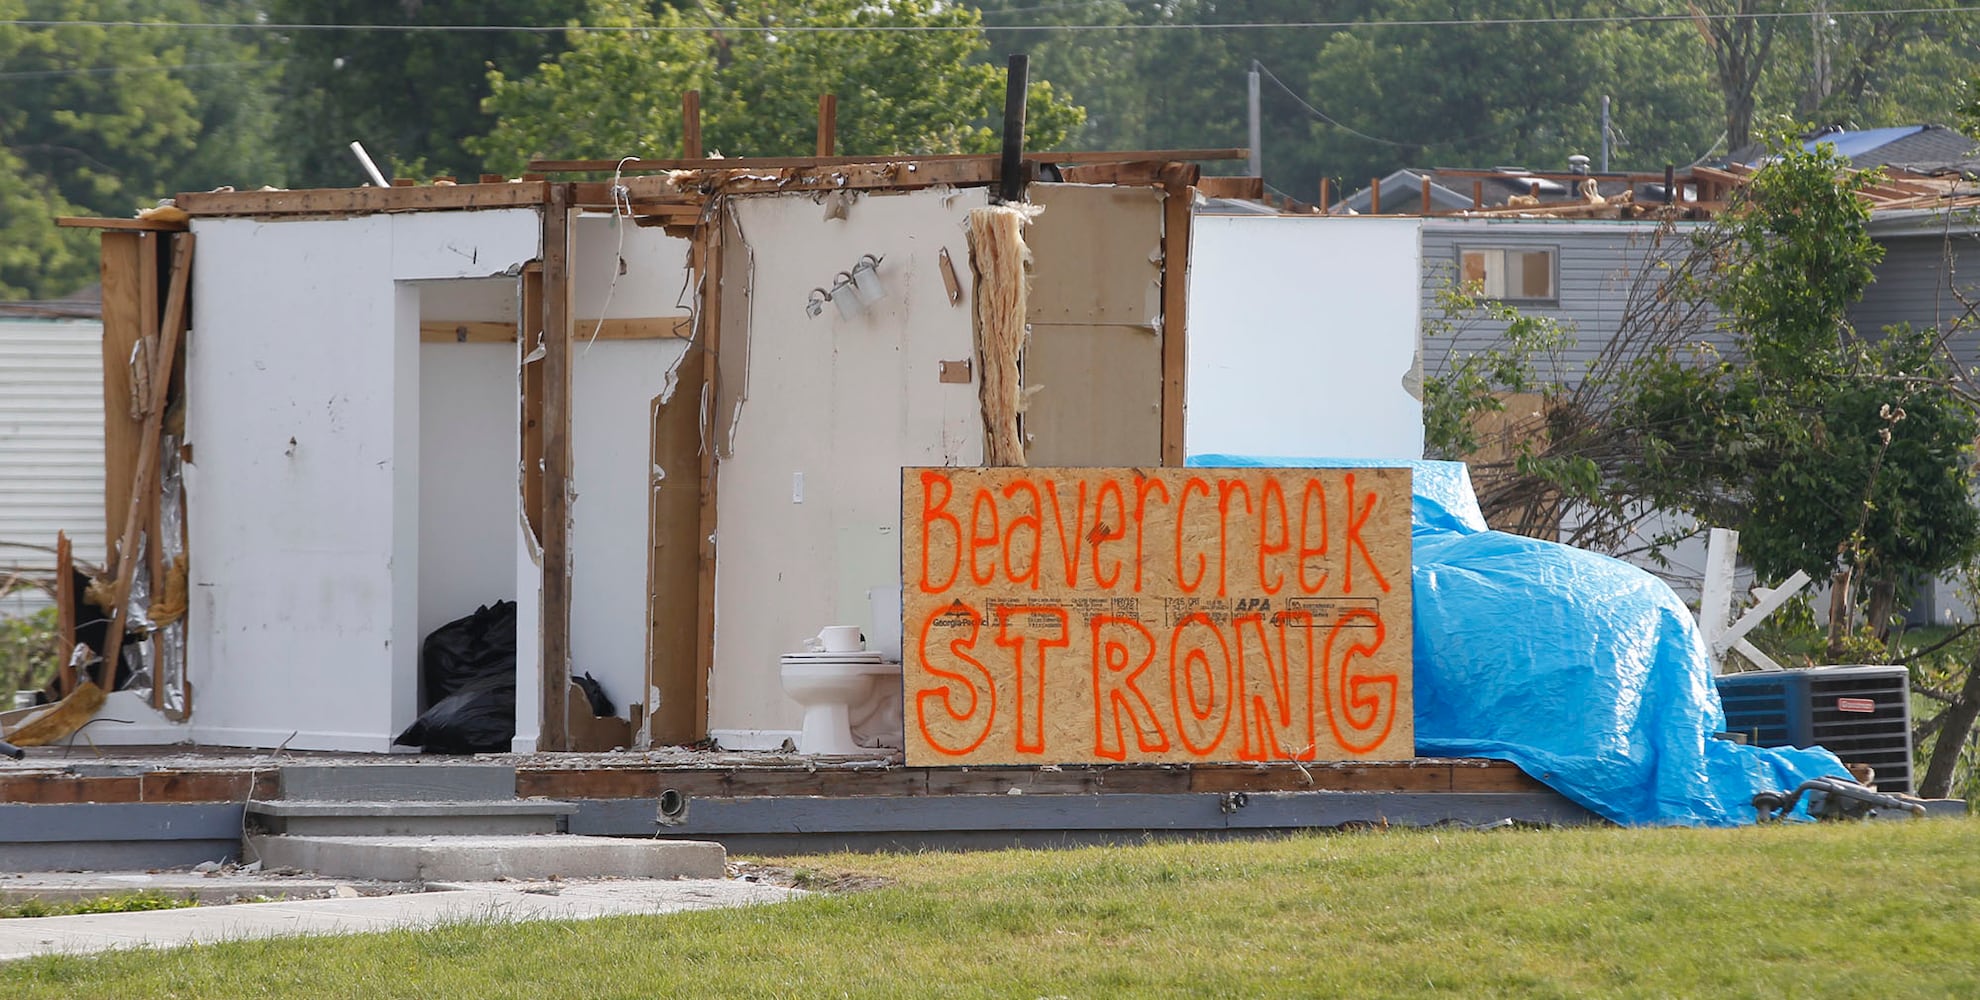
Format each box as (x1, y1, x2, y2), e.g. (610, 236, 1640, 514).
(781, 651, 891, 668)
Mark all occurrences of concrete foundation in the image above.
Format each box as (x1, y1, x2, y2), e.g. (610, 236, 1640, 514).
(247, 834, 727, 881)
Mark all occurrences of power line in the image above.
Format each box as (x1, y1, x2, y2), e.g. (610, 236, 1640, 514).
(1251, 60, 1536, 150)
(0, 59, 286, 81)
(5, 5, 1980, 35)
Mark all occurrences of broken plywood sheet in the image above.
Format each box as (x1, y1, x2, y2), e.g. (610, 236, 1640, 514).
(1026, 184, 1164, 326)
(1022, 324, 1161, 467)
(1020, 184, 1166, 468)
(901, 466, 1414, 766)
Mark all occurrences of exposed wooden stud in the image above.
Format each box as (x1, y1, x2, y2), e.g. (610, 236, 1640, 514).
(55, 532, 74, 696)
(1318, 177, 1331, 212)
(421, 316, 691, 343)
(138, 233, 166, 706)
(1159, 164, 1194, 468)
(98, 233, 143, 551)
(691, 207, 728, 743)
(526, 149, 1251, 174)
(683, 90, 702, 159)
(1421, 177, 1432, 216)
(1473, 180, 1484, 209)
(1369, 177, 1381, 215)
(645, 336, 704, 746)
(539, 185, 575, 752)
(816, 94, 837, 157)
(98, 234, 193, 692)
(174, 182, 548, 218)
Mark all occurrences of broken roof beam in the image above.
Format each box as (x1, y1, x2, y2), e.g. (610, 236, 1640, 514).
(608, 158, 1005, 202)
(174, 181, 549, 218)
(56, 216, 189, 232)
(525, 148, 1247, 174)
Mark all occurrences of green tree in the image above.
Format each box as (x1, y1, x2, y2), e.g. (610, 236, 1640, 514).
(473, 0, 1083, 172)
(0, 147, 90, 301)
(1778, 1, 1980, 131)
(269, 0, 586, 186)
(1961, 75, 1980, 130)
(1300, 2, 1611, 190)
(1621, 135, 1980, 652)
(0, 0, 278, 298)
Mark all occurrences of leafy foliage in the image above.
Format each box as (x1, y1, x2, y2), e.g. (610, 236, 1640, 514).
(1617, 135, 1979, 594)
(0, 0, 281, 298)
(268, 0, 585, 187)
(0, 606, 58, 700)
(473, 0, 1083, 173)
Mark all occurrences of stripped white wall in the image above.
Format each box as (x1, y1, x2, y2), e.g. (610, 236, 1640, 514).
(175, 209, 539, 751)
(0, 319, 104, 618)
(709, 189, 986, 737)
(565, 217, 692, 727)
(1186, 215, 1425, 461)
(570, 343, 682, 721)
(416, 295, 520, 646)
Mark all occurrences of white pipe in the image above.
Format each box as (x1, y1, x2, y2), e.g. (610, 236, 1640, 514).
(1247, 63, 1263, 180)
(348, 141, 390, 188)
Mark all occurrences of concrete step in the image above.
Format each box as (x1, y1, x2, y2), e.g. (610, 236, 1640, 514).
(276, 764, 517, 802)
(248, 834, 727, 882)
(247, 799, 577, 837)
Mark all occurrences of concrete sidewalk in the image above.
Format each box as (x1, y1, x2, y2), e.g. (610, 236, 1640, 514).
(0, 878, 803, 962)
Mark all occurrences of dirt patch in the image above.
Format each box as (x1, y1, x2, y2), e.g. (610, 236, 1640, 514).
(726, 861, 893, 894)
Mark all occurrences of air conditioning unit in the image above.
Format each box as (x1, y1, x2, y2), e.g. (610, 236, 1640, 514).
(1714, 665, 1914, 794)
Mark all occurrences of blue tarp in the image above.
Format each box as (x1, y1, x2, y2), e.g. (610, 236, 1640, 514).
(1189, 454, 1849, 826)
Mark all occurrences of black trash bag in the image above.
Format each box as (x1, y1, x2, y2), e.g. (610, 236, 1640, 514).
(572, 671, 615, 718)
(68, 567, 137, 692)
(393, 673, 515, 754)
(421, 601, 516, 704)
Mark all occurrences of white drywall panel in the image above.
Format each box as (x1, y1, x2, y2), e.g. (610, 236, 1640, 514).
(420, 278, 519, 325)
(1186, 215, 1425, 460)
(573, 214, 693, 324)
(709, 189, 986, 733)
(417, 340, 519, 643)
(570, 339, 688, 722)
(181, 209, 538, 751)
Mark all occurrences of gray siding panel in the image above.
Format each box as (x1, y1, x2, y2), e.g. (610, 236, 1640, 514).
(1852, 233, 1980, 361)
(1418, 219, 1709, 387)
(1420, 220, 1979, 387)
(0, 319, 105, 617)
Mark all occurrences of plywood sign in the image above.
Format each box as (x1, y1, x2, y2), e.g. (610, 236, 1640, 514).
(901, 467, 1413, 766)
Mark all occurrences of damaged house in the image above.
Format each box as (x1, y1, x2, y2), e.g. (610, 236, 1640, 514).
(32, 151, 1223, 756)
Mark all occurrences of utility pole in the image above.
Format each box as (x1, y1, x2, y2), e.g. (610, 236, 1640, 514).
(1600, 95, 1611, 173)
(1247, 61, 1263, 179)
(1811, 3, 1831, 107)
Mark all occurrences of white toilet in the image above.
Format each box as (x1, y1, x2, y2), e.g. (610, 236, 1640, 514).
(778, 585, 904, 755)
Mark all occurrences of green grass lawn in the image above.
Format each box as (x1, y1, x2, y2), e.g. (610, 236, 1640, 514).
(5, 819, 1977, 998)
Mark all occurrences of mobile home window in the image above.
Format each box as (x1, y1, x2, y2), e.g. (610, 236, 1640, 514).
(1458, 247, 1556, 302)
